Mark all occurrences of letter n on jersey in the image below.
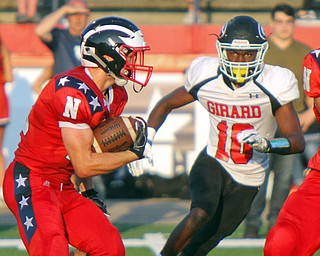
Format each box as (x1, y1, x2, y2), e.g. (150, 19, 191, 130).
(63, 96, 82, 119)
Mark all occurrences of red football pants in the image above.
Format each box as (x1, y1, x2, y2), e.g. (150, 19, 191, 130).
(3, 161, 125, 256)
(264, 170, 320, 256)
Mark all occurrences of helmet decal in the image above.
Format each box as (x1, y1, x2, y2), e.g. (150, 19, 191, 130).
(258, 24, 267, 40)
(220, 23, 227, 38)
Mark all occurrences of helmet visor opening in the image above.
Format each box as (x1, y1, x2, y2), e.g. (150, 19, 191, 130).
(119, 44, 153, 87)
(217, 41, 268, 83)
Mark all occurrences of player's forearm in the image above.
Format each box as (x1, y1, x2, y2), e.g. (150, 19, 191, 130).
(285, 133, 305, 154)
(147, 96, 176, 132)
(260, 134, 304, 155)
(148, 86, 194, 131)
(35, 6, 67, 38)
(73, 151, 138, 178)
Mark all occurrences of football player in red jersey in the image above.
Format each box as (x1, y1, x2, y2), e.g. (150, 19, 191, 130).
(140, 16, 305, 256)
(2, 16, 152, 256)
(264, 50, 320, 256)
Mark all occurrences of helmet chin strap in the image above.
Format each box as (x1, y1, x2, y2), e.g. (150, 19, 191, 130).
(133, 83, 143, 93)
(85, 47, 128, 86)
(113, 74, 128, 86)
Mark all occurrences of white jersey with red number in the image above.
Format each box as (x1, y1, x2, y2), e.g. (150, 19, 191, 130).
(303, 49, 320, 171)
(185, 57, 299, 186)
(14, 66, 128, 183)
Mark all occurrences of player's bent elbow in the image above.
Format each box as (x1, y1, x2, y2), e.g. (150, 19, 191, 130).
(73, 166, 91, 179)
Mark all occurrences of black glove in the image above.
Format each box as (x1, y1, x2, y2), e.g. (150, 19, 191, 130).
(81, 189, 111, 217)
(129, 118, 147, 159)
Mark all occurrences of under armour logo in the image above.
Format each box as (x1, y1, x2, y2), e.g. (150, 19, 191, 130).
(43, 180, 50, 187)
(249, 93, 259, 98)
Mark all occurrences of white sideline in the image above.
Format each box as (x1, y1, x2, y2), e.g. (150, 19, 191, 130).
(0, 235, 266, 254)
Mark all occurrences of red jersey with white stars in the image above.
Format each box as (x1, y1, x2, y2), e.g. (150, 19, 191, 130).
(303, 49, 320, 171)
(14, 66, 128, 183)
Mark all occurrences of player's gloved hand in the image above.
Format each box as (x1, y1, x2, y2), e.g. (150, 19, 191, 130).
(144, 129, 155, 165)
(128, 160, 144, 176)
(127, 143, 152, 176)
(237, 129, 270, 153)
(129, 118, 147, 159)
(81, 189, 111, 217)
(128, 127, 156, 176)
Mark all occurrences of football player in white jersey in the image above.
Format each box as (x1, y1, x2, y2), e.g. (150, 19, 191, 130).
(147, 16, 305, 256)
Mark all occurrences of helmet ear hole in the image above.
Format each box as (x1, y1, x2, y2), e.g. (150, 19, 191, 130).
(216, 15, 268, 83)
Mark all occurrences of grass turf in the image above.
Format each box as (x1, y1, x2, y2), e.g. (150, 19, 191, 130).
(1, 223, 319, 256)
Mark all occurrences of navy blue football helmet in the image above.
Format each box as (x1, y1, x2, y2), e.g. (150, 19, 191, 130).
(216, 16, 269, 83)
(80, 16, 153, 89)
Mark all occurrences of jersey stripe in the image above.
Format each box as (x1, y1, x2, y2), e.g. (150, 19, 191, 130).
(253, 78, 281, 116)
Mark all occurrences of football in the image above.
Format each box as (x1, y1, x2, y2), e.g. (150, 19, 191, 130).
(92, 116, 144, 153)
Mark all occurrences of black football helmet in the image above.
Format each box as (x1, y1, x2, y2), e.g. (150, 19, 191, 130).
(80, 16, 153, 89)
(216, 16, 269, 83)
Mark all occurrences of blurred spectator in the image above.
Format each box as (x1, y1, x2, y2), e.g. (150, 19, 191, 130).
(244, 3, 316, 238)
(16, 0, 40, 24)
(0, 38, 13, 204)
(298, 0, 318, 19)
(33, 0, 90, 94)
(38, 0, 67, 17)
(183, 0, 203, 24)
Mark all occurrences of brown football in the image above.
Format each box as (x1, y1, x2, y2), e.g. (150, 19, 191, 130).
(92, 116, 143, 153)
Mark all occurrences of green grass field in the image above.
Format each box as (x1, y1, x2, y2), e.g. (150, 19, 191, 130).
(1, 222, 319, 256)
(0, 222, 264, 256)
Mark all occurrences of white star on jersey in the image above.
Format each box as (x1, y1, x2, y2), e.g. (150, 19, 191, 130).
(58, 76, 70, 86)
(24, 216, 34, 231)
(78, 82, 90, 94)
(89, 96, 101, 111)
(15, 174, 27, 188)
(19, 195, 29, 210)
